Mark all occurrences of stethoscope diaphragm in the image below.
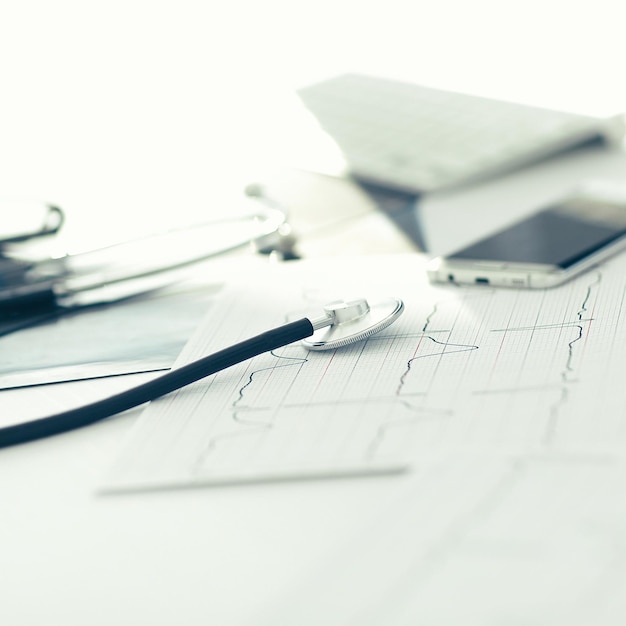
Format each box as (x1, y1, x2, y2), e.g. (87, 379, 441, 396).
(302, 296, 404, 350)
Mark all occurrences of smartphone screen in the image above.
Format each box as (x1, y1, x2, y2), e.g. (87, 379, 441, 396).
(449, 196, 626, 269)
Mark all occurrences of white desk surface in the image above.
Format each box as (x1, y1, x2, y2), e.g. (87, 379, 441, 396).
(1, 373, 411, 625)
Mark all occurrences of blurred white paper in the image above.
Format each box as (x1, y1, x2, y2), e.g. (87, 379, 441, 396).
(420, 143, 626, 255)
(0, 284, 217, 390)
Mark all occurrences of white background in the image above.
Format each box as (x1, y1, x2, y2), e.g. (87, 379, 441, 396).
(1, 0, 625, 243)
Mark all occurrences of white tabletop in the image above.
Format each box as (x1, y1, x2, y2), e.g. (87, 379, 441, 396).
(1, 373, 400, 625)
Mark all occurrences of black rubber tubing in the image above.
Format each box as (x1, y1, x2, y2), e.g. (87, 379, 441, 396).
(0, 318, 314, 449)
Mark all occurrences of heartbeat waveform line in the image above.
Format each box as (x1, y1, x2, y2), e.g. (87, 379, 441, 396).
(490, 320, 594, 333)
(190, 393, 455, 414)
(476, 275, 599, 399)
(397, 297, 481, 396)
(563, 325, 584, 380)
(365, 416, 429, 460)
(196, 332, 442, 469)
(561, 274, 598, 382)
(543, 273, 601, 445)
(364, 401, 454, 459)
(191, 430, 257, 472)
(365, 336, 478, 459)
(396, 336, 480, 396)
(367, 299, 480, 459)
(231, 348, 308, 426)
(193, 342, 310, 471)
(422, 302, 439, 332)
(197, 293, 484, 469)
(368, 275, 605, 460)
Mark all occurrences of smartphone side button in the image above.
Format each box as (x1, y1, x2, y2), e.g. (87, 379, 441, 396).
(509, 276, 529, 287)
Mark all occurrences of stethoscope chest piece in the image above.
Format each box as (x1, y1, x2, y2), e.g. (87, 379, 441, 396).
(302, 296, 404, 351)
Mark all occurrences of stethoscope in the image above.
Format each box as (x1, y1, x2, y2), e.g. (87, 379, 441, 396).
(0, 296, 404, 449)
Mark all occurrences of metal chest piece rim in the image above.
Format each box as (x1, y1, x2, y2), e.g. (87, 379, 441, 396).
(302, 296, 404, 351)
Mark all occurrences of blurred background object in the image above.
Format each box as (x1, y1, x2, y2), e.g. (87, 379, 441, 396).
(1, 1, 624, 244)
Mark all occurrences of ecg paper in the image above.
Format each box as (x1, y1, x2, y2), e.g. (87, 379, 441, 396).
(103, 253, 626, 493)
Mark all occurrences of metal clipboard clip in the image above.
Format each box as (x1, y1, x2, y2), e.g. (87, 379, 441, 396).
(1, 195, 288, 316)
(0, 202, 65, 247)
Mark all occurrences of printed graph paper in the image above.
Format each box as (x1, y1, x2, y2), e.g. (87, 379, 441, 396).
(102, 254, 626, 491)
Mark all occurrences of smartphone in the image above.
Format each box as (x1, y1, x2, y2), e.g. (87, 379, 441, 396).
(426, 185, 626, 289)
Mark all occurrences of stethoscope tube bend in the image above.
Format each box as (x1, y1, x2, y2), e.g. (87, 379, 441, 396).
(0, 296, 403, 449)
(0, 318, 314, 449)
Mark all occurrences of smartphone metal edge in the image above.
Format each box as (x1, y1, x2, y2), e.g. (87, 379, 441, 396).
(426, 232, 626, 289)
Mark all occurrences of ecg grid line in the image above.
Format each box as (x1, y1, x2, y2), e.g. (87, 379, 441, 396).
(103, 258, 626, 491)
